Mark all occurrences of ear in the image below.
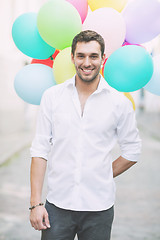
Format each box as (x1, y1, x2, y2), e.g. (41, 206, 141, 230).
(101, 53, 106, 65)
(71, 53, 75, 64)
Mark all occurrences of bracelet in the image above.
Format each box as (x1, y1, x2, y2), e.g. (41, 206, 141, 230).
(29, 203, 44, 210)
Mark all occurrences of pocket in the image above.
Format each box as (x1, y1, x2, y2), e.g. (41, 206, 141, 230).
(53, 113, 71, 139)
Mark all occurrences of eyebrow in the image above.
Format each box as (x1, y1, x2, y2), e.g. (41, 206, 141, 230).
(76, 52, 99, 56)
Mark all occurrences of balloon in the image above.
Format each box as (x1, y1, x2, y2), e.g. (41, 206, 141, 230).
(53, 47, 76, 84)
(83, 8, 126, 57)
(31, 57, 54, 68)
(122, 41, 142, 47)
(100, 68, 103, 76)
(14, 64, 56, 105)
(52, 50, 60, 60)
(100, 58, 108, 77)
(37, 0, 82, 50)
(66, 0, 88, 23)
(88, 0, 128, 12)
(12, 12, 55, 59)
(104, 45, 153, 92)
(101, 58, 108, 77)
(31, 50, 60, 68)
(144, 55, 160, 96)
(123, 0, 160, 44)
(123, 92, 136, 110)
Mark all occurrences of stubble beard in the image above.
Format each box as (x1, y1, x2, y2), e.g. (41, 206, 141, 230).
(75, 65, 102, 84)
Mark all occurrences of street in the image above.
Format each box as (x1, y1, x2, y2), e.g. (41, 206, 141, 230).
(0, 130, 160, 240)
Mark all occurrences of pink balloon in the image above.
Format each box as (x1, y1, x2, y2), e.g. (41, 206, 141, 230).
(83, 8, 126, 57)
(122, 41, 141, 47)
(66, 0, 88, 23)
(123, 0, 160, 44)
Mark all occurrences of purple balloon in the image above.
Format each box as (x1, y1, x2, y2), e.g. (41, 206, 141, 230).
(123, 0, 160, 44)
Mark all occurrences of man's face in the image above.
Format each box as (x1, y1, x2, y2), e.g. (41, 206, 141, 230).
(71, 41, 105, 83)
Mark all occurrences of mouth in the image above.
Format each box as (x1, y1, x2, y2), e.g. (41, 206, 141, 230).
(80, 68, 94, 75)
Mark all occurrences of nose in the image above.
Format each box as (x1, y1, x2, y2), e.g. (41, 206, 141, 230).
(83, 57, 91, 67)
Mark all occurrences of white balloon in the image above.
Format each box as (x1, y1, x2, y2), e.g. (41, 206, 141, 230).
(144, 55, 160, 96)
(82, 7, 126, 57)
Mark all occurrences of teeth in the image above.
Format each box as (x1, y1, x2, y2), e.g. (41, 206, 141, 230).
(83, 69, 92, 72)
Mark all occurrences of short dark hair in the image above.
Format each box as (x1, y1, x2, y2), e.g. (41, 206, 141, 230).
(71, 30, 105, 57)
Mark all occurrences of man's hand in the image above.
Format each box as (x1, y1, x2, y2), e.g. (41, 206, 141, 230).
(112, 156, 137, 178)
(30, 206, 50, 231)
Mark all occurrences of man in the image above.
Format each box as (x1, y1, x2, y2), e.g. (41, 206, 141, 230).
(30, 30, 141, 240)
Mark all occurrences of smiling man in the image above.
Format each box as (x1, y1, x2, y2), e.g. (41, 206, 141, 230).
(29, 30, 141, 240)
(72, 40, 104, 83)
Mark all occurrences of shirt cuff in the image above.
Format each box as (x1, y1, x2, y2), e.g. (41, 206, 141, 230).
(30, 151, 49, 161)
(121, 153, 141, 162)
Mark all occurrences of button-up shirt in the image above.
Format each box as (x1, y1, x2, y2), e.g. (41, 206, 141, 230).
(30, 75, 141, 211)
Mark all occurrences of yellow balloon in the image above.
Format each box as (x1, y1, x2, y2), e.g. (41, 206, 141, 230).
(88, 0, 128, 12)
(123, 92, 136, 111)
(100, 68, 103, 76)
(53, 47, 76, 84)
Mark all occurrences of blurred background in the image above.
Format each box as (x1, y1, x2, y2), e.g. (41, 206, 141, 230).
(0, 0, 47, 163)
(0, 0, 160, 240)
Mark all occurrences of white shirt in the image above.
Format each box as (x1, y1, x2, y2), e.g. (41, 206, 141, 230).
(30, 75, 141, 211)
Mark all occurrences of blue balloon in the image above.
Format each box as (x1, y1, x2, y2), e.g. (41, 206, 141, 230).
(14, 64, 56, 105)
(104, 45, 153, 92)
(144, 55, 160, 96)
(12, 12, 55, 59)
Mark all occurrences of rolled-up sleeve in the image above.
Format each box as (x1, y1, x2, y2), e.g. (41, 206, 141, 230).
(30, 91, 52, 161)
(116, 97, 142, 162)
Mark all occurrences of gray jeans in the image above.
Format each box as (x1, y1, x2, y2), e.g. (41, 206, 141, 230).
(41, 200, 114, 240)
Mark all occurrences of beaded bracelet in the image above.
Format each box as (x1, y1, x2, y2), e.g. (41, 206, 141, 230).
(29, 203, 44, 210)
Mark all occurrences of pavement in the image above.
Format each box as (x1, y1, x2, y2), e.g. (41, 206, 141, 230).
(0, 110, 35, 166)
(136, 110, 160, 141)
(0, 109, 160, 166)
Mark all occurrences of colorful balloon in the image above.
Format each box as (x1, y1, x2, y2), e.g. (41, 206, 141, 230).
(83, 8, 126, 57)
(123, 92, 136, 110)
(31, 50, 60, 68)
(37, 0, 82, 50)
(104, 45, 153, 92)
(31, 57, 54, 68)
(101, 58, 108, 77)
(66, 0, 88, 23)
(14, 64, 56, 105)
(12, 12, 55, 59)
(53, 47, 76, 84)
(123, 0, 160, 44)
(88, 0, 128, 12)
(52, 50, 60, 60)
(144, 55, 160, 96)
(122, 41, 142, 47)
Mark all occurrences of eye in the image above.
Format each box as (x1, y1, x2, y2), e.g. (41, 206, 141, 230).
(91, 55, 98, 59)
(78, 55, 84, 59)
(76, 54, 84, 59)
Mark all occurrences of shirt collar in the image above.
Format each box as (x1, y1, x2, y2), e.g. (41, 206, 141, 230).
(65, 75, 111, 93)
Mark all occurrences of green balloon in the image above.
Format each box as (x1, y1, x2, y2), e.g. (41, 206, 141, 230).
(37, 0, 82, 50)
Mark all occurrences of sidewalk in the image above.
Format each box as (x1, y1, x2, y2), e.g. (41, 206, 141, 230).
(0, 130, 33, 166)
(137, 111, 160, 141)
(0, 110, 35, 166)
(0, 110, 160, 166)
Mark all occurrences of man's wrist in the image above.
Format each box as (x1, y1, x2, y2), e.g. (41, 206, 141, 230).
(30, 197, 42, 206)
(29, 202, 44, 210)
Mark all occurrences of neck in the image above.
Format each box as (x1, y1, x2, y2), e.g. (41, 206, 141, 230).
(75, 74, 101, 95)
